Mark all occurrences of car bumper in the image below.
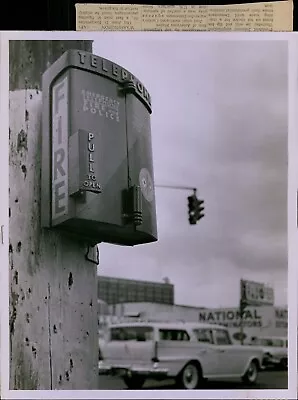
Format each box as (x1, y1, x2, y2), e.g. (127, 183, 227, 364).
(263, 357, 286, 367)
(98, 361, 169, 378)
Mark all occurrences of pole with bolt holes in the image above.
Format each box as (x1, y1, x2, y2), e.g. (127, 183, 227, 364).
(9, 40, 98, 390)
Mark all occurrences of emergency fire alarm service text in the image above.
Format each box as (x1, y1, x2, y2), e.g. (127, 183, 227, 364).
(41, 49, 158, 247)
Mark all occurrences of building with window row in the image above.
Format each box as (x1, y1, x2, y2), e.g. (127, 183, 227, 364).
(97, 275, 174, 306)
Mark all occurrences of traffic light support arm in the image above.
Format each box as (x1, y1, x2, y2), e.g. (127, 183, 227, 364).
(156, 184, 197, 193)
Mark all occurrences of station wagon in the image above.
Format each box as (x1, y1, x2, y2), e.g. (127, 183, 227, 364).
(98, 321, 267, 389)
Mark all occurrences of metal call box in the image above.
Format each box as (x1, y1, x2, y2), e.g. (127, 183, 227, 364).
(41, 49, 157, 246)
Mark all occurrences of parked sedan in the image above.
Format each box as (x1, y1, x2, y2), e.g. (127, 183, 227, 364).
(251, 336, 287, 370)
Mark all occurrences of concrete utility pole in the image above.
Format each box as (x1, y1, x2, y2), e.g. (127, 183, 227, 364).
(9, 41, 98, 390)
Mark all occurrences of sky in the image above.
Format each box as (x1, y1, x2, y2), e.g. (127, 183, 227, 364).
(92, 34, 288, 308)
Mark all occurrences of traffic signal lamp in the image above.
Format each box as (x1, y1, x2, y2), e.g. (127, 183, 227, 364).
(188, 195, 197, 225)
(187, 194, 205, 225)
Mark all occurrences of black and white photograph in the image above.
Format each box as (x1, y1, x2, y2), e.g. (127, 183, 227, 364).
(1, 31, 294, 398)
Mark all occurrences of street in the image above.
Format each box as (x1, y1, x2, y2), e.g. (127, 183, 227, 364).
(98, 370, 287, 390)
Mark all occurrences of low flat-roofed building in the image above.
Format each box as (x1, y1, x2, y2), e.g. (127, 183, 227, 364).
(97, 275, 174, 306)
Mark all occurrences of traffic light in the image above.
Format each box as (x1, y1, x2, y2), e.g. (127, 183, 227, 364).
(188, 195, 197, 225)
(187, 194, 205, 225)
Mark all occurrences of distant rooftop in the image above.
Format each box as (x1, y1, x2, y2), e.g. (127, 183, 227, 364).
(97, 274, 174, 286)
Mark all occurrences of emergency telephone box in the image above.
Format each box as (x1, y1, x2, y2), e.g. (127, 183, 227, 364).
(41, 49, 157, 246)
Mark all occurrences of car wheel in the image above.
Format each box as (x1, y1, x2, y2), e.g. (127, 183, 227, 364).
(242, 360, 258, 385)
(176, 362, 202, 389)
(123, 375, 146, 389)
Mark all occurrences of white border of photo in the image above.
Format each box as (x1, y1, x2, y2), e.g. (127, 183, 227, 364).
(0, 30, 296, 400)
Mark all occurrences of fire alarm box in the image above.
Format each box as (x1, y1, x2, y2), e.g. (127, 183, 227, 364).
(41, 49, 157, 246)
